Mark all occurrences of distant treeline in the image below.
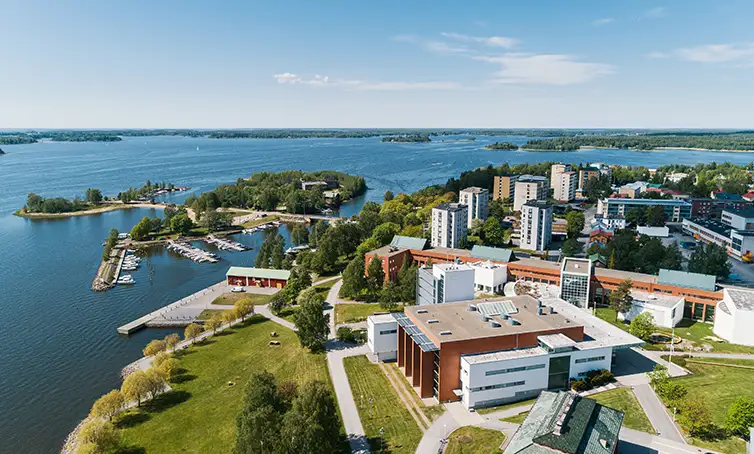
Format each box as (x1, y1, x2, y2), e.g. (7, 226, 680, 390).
(522, 134, 754, 151)
(381, 134, 431, 143)
(484, 142, 519, 150)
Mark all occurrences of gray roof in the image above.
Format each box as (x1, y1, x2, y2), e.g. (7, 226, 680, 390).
(658, 269, 716, 292)
(226, 266, 291, 280)
(471, 245, 515, 262)
(390, 235, 428, 250)
(602, 198, 690, 206)
(460, 186, 488, 194)
(726, 288, 754, 312)
(434, 202, 467, 213)
(724, 207, 754, 218)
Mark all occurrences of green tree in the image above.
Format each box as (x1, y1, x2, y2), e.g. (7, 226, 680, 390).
(469, 218, 486, 238)
(280, 381, 342, 454)
(142, 339, 167, 357)
(234, 297, 255, 321)
(561, 238, 582, 257)
(340, 254, 367, 299)
(371, 222, 401, 246)
(203, 210, 233, 232)
(130, 216, 153, 241)
(489, 199, 506, 220)
(688, 242, 731, 280)
(205, 314, 222, 334)
(583, 174, 612, 201)
(629, 312, 655, 341)
(291, 224, 309, 246)
(268, 292, 287, 316)
(380, 280, 401, 311)
(89, 390, 125, 421)
(158, 357, 181, 380)
(121, 370, 151, 407)
(234, 372, 284, 454)
(77, 419, 120, 454)
(625, 207, 645, 226)
(648, 364, 670, 391)
(483, 217, 506, 246)
(170, 213, 194, 235)
(366, 255, 385, 293)
(609, 279, 634, 321)
(397, 261, 418, 303)
(184, 323, 203, 344)
(565, 211, 585, 239)
(384, 190, 394, 201)
(293, 289, 329, 351)
(164, 333, 181, 352)
(662, 382, 688, 408)
(85, 188, 103, 204)
(726, 397, 754, 437)
(679, 399, 712, 437)
(645, 205, 667, 227)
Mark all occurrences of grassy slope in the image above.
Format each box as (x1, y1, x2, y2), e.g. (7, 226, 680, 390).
(212, 292, 274, 306)
(118, 316, 331, 453)
(589, 388, 655, 434)
(335, 303, 403, 325)
(445, 426, 505, 454)
(343, 355, 423, 454)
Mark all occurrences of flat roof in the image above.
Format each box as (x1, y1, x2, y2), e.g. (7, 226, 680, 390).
(658, 269, 716, 292)
(630, 290, 684, 309)
(523, 201, 552, 209)
(518, 174, 548, 182)
(366, 244, 407, 258)
(724, 207, 754, 218)
(405, 295, 580, 344)
(226, 266, 291, 280)
(562, 257, 591, 276)
(434, 203, 467, 213)
(368, 313, 397, 324)
(684, 217, 733, 237)
(594, 267, 656, 284)
(538, 333, 577, 349)
(725, 288, 754, 312)
(511, 257, 562, 272)
(435, 263, 473, 273)
(602, 198, 691, 206)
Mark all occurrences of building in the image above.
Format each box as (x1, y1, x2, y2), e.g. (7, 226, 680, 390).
(712, 191, 743, 201)
(380, 295, 642, 408)
(550, 163, 572, 189)
(551, 218, 568, 237)
(714, 287, 754, 347)
(513, 175, 549, 211)
(504, 391, 623, 454)
(588, 226, 613, 247)
(665, 172, 690, 184)
(300, 178, 338, 191)
(682, 216, 754, 262)
(578, 168, 601, 191)
(416, 263, 475, 306)
(367, 314, 398, 361)
(225, 266, 291, 288)
(431, 203, 468, 248)
(591, 214, 627, 230)
(520, 202, 553, 251)
(553, 171, 577, 202)
(559, 258, 593, 309)
(619, 290, 684, 328)
(597, 198, 692, 222)
(459, 186, 489, 228)
(365, 245, 411, 282)
(618, 181, 648, 199)
(468, 260, 508, 294)
(493, 175, 518, 201)
(742, 191, 754, 202)
(636, 225, 669, 237)
(722, 207, 754, 230)
(689, 198, 753, 218)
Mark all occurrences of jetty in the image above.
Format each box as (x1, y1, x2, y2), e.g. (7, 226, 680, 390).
(204, 235, 247, 251)
(91, 248, 125, 291)
(166, 241, 218, 263)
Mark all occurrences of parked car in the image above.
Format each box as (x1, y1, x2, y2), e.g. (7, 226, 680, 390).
(231, 286, 245, 293)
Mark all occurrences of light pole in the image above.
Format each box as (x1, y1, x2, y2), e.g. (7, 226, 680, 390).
(669, 326, 675, 365)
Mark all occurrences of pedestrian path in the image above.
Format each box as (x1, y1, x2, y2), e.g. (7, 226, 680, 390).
(327, 344, 371, 454)
(631, 383, 685, 443)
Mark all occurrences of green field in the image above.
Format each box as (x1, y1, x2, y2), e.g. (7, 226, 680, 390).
(589, 388, 655, 434)
(117, 316, 333, 453)
(335, 303, 402, 325)
(211, 292, 274, 306)
(661, 358, 753, 454)
(196, 308, 226, 321)
(343, 355, 423, 454)
(241, 214, 280, 228)
(445, 426, 505, 454)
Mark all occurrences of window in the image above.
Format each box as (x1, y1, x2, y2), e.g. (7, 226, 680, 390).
(575, 356, 605, 364)
(485, 364, 545, 376)
(379, 329, 397, 335)
(471, 380, 525, 393)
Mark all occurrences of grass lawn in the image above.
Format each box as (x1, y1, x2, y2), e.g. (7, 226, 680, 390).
(660, 357, 753, 454)
(313, 279, 337, 298)
(589, 388, 655, 434)
(476, 397, 538, 415)
(211, 292, 274, 306)
(344, 355, 423, 454)
(279, 306, 299, 323)
(500, 411, 529, 424)
(335, 303, 403, 325)
(196, 309, 226, 321)
(445, 426, 505, 454)
(241, 214, 280, 228)
(117, 316, 335, 454)
(386, 364, 445, 424)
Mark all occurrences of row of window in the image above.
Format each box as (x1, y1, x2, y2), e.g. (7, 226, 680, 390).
(575, 356, 605, 364)
(471, 380, 525, 393)
(485, 364, 545, 376)
(379, 329, 397, 335)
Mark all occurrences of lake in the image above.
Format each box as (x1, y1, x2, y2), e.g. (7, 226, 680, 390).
(1, 135, 752, 452)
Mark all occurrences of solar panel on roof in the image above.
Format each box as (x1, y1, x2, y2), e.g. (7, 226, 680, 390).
(477, 301, 517, 317)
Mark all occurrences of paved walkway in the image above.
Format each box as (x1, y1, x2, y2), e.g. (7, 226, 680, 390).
(256, 304, 296, 331)
(684, 351, 754, 359)
(619, 427, 720, 454)
(631, 384, 684, 443)
(327, 343, 371, 454)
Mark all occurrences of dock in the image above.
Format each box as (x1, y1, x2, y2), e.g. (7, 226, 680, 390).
(204, 235, 247, 251)
(117, 281, 228, 335)
(166, 240, 219, 263)
(91, 248, 125, 291)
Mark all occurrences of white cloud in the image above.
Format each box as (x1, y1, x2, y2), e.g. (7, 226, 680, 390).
(642, 7, 667, 19)
(676, 43, 754, 63)
(475, 53, 614, 85)
(392, 35, 470, 54)
(591, 18, 614, 26)
(441, 32, 519, 49)
(271, 73, 459, 91)
(645, 51, 669, 59)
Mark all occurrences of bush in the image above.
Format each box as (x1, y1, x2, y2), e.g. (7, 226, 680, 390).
(660, 354, 689, 367)
(571, 379, 589, 392)
(336, 327, 366, 344)
(586, 369, 614, 389)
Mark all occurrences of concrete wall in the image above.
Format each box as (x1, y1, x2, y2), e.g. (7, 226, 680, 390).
(367, 317, 398, 360)
(621, 299, 684, 329)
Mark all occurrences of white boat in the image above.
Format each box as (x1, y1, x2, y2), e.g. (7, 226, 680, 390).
(122, 265, 138, 271)
(117, 275, 135, 285)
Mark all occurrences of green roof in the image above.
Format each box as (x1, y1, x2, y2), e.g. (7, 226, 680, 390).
(470, 245, 515, 262)
(658, 269, 716, 292)
(588, 253, 607, 264)
(390, 235, 428, 250)
(504, 391, 623, 454)
(647, 183, 663, 189)
(226, 266, 291, 280)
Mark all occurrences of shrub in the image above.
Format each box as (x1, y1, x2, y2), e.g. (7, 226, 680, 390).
(660, 354, 689, 367)
(336, 327, 367, 344)
(586, 369, 614, 388)
(571, 379, 589, 392)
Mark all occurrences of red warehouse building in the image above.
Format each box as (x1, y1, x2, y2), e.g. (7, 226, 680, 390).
(226, 266, 291, 288)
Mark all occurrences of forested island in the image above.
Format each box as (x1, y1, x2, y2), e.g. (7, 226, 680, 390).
(0, 135, 36, 145)
(484, 142, 519, 150)
(522, 133, 754, 152)
(185, 170, 367, 216)
(381, 134, 431, 143)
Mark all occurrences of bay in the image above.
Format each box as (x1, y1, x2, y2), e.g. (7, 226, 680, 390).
(1, 135, 752, 453)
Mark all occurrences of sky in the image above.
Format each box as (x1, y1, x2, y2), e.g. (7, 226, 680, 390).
(1, 0, 753, 128)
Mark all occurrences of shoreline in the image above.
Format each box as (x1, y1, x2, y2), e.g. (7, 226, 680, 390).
(519, 145, 754, 153)
(14, 202, 167, 219)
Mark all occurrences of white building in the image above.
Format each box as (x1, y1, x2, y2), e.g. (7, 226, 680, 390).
(431, 203, 468, 248)
(459, 187, 489, 228)
(367, 314, 398, 361)
(559, 257, 593, 309)
(468, 260, 508, 293)
(636, 226, 670, 238)
(618, 290, 684, 328)
(591, 214, 627, 231)
(682, 216, 754, 262)
(666, 172, 690, 184)
(513, 175, 549, 211)
(416, 263, 475, 306)
(550, 163, 572, 189)
(714, 288, 754, 347)
(722, 208, 754, 230)
(553, 171, 577, 203)
(520, 202, 553, 251)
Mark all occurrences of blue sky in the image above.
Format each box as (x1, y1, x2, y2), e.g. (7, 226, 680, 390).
(1, 0, 753, 128)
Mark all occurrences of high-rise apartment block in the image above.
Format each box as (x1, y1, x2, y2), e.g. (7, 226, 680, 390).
(513, 175, 549, 211)
(492, 175, 517, 201)
(553, 171, 577, 202)
(520, 201, 553, 251)
(431, 203, 468, 248)
(459, 186, 489, 227)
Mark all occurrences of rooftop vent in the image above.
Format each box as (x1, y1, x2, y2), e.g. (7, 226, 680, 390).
(537, 307, 544, 315)
(439, 330, 452, 336)
(417, 309, 428, 314)
(488, 320, 501, 328)
(508, 318, 520, 326)
(467, 304, 477, 312)
(502, 313, 510, 320)
(428, 319, 439, 324)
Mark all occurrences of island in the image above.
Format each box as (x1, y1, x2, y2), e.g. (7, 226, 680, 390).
(522, 133, 754, 152)
(484, 141, 519, 150)
(381, 134, 431, 143)
(0, 135, 37, 145)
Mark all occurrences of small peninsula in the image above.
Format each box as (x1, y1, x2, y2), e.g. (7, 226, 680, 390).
(484, 141, 519, 150)
(522, 133, 754, 152)
(381, 134, 431, 143)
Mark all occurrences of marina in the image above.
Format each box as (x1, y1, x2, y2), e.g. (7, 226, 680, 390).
(204, 234, 248, 251)
(166, 240, 219, 263)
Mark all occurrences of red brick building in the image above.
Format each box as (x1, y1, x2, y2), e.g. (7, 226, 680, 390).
(226, 266, 291, 288)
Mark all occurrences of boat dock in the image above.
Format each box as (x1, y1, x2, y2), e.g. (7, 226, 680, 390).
(204, 235, 247, 251)
(117, 281, 228, 335)
(91, 248, 125, 291)
(166, 241, 218, 263)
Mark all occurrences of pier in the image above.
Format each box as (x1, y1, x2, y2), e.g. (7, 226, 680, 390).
(166, 240, 219, 263)
(91, 248, 125, 291)
(204, 235, 247, 251)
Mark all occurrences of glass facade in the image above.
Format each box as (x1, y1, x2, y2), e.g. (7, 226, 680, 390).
(432, 351, 440, 398)
(560, 273, 590, 308)
(548, 356, 571, 390)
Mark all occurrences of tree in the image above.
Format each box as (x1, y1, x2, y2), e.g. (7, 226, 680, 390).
(291, 224, 309, 246)
(121, 370, 151, 406)
(469, 218, 485, 238)
(629, 312, 655, 341)
(608, 250, 616, 269)
(610, 279, 634, 321)
(145, 368, 167, 399)
(222, 309, 238, 327)
(293, 289, 329, 351)
(268, 292, 287, 316)
(77, 419, 120, 453)
(561, 238, 582, 257)
(679, 399, 712, 437)
(85, 188, 103, 204)
(726, 397, 754, 437)
(384, 190, 394, 201)
(660, 243, 683, 271)
(625, 207, 645, 226)
(205, 314, 222, 334)
(648, 364, 670, 391)
(340, 254, 367, 299)
(280, 381, 342, 454)
(26, 192, 43, 212)
(184, 323, 203, 344)
(565, 211, 585, 239)
(688, 243, 732, 280)
(366, 255, 385, 293)
(380, 280, 401, 311)
(483, 217, 506, 246)
(489, 199, 506, 220)
(130, 216, 153, 241)
(397, 262, 418, 303)
(143, 339, 167, 357)
(662, 382, 688, 407)
(170, 213, 194, 235)
(164, 333, 180, 352)
(89, 390, 125, 421)
(203, 209, 233, 232)
(158, 357, 181, 380)
(234, 298, 255, 322)
(371, 222, 401, 246)
(645, 205, 667, 227)
(583, 174, 612, 201)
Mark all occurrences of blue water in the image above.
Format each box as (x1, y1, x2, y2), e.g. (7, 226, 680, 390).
(1, 135, 753, 453)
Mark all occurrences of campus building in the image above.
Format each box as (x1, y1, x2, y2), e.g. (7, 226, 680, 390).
(459, 186, 489, 228)
(553, 171, 577, 202)
(431, 203, 468, 248)
(513, 175, 549, 211)
(597, 198, 692, 222)
(520, 201, 553, 251)
(225, 266, 290, 288)
(682, 210, 754, 262)
(416, 263, 475, 306)
(619, 290, 685, 328)
(714, 287, 754, 347)
(370, 295, 642, 408)
(689, 198, 754, 218)
(492, 175, 517, 201)
(367, 314, 399, 362)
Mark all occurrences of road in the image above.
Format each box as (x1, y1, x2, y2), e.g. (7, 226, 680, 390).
(619, 427, 721, 454)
